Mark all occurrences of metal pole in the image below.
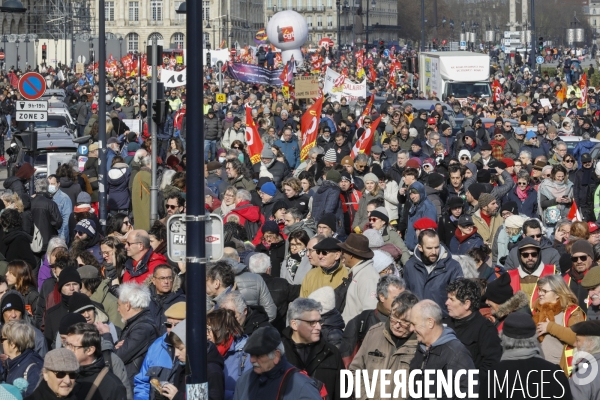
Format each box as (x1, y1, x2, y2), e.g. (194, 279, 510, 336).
(186, 0, 208, 392)
(98, 0, 108, 230)
(420, 0, 425, 52)
(366, 2, 369, 49)
(337, 0, 341, 55)
(150, 40, 158, 226)
(530, 0, 536, 72)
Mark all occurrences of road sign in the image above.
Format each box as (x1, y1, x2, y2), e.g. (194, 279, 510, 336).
(0, 52, 4, 60)
(18, 72, 47, 100)
(16, 111, 47, 122)
(16, 100, 48, 112)
(166, 213, 224, 262)
(215, 93, 226, 103)
(536, 56, 544, 64)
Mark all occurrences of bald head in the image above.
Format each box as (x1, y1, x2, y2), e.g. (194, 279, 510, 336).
(408, 300, 444, 347)
(126, 230, 151, 261)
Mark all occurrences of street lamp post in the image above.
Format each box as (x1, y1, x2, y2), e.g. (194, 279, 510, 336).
(34, 38, 38, 67)
(24, 35, 28, 68)
(336, 0, 341, 54)
(88, 37, 93, 65)
(15, 38, 18, 70)
(420, 0, 425, 51)
(1, 36, 6, 70)
(119, 36, 123, 59)
(54, 37, 57, 67)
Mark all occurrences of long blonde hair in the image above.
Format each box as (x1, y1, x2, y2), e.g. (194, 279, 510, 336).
(1, 192, 24, 213)
(537, 274, 578, 309)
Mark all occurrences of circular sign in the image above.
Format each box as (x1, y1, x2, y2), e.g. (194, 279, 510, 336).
(536, 56, 544, 64)
(18, 72, 47, 100)
(0, 52, 4, 60)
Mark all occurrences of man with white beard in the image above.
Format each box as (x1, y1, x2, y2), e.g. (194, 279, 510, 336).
(569, 320, 600, 399)
(581, 266, 600, 320)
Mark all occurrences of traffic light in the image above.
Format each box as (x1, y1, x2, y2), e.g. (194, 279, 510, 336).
(538, 37, 543, 52)
(42, 43, 47, 60)
(206, 51, 211, 67)
(152, 100, 167, 125)
(379, 41, 385, 55)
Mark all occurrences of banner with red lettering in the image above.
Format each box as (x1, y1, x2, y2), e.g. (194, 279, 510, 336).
(245, 106, 263, 164)
(300, 95, 324, 162)
(577, 73, 588, 109)
(492, 79, 502, 102)
(350, 114, 383, 158)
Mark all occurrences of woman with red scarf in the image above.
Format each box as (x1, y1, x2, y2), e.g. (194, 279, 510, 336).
(504, 172, 538, 218)
(207, 308, 253, 400)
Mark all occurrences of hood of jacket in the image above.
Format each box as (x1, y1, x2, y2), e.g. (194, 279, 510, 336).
(59, 177, 75, 189)
(418, 326, 458, 352)
(409, 181, 428, 205)
(414, 243, 450, 268)
(232, 201, 262, 223)
(321, 309, 345, 330)
(107, 163, 130, 184)
(3, 228, 32, 246)
(494, 290, 530, 319)
(244, 305, 269, 329)
(317, 180, 341, 195)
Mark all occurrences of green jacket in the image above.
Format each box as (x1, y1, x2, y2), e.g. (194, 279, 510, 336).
(90, 279, 124, 329)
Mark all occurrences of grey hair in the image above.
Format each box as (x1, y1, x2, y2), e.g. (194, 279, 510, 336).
(583, 133, 591, 140)
(519, 150, 532, 160)
(452, 255, 479, 279)
(35, 178, 48, 192)
(223, 247, 239, 261)
(133, 149, 147, 163)
(227, 149, 240, 158)
(430, 133, 440, 140)
(285, 207, 303, 221)
(580, 336, 600, 354)
(416, 299, 443, 326)
(287, 298, 322, 325)
(555, 219, 572, 232)
(249, 253, 271, 274)
(397, 150, 409, 158)
(46, 237, 68, 257)
(267, 342, 285, 359)
(516, 170, 531, 182)
(500, 333, 539, 351)
(376, 275, 406, 300)
(280, 109, 288, 116)
(391, 291, 419, 319)
(118, 282, 151, 309)
(309, 147, 323, 157)
(160, 170, 177, 190)
(236, 189, 252, 202)
(355, 153, 369, 163)
(218, 291, 247, 316)
(141, 155, 152, 167)
(555, 141, 567, 150)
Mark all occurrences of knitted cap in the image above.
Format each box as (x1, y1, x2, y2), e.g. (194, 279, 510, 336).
(478, 193, 496, 208)
(362, 229, 385, 248)
(325, 170, 342, 183)
(362, 173, 378, 184)
(323, 148, 337, 163)
(372, 250, 395, 274)
(58, 267, 82, 292)
(308, 286, 335, 314)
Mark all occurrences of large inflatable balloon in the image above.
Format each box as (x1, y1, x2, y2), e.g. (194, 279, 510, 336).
(266, 10, 308, 67)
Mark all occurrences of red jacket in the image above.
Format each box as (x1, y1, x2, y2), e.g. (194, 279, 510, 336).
(123, 248, 168, 284)
(224, 201, 264, 227)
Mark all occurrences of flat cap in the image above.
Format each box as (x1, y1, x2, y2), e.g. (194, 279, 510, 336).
(44, 348, 80, 372)
(458, 214, 474, 226)
(570, 320, 600, 336)
(581, 266, 600, 289)
(313, 237, 342, 251)
(164, 302, 186, 319)
(77, 265, 99, 279)
(244, 326, 281, 355)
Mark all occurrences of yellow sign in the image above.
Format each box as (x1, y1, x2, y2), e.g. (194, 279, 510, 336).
(176, 55, 183, 64)
(75, 63, 85, 74)
(216, 93, 226, 103)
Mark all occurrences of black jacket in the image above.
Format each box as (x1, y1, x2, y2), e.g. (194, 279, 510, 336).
(148, 285, 186, 335)
(252, 160, 289, 188)
(3, 176, 30, 209)
(30, 193, 63, 253)
(281, 327, 345, 400)
(44, 294, 70, 348)
(0, 227, 37, 269)
(242, 305, 271, 336)
(25, 379, 79, 400)
(73, 357, 127, 400)
(438, 211, 460, 248)
(255, 240, 286, 278)
(3, 348, 44, 397)
(259, 273, 300, 332)
(319, 309, 345, 350)
(115, 309, 159, 384)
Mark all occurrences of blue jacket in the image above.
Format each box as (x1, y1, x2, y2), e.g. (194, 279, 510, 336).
(518, 144, 546, 160)
(311, 180, 345, 238)
(573, 140, 597, 164)
(449, 230, 484, 255)
(224, 335, 253, 400)
(273, 138, 301, 169)
(133, 334, 174, 400)
(107, 147, 118, 170)
(3, 348, 44, 397)
(107, 162, 131, 211)
(505, 186, 538, 218)
(51, 189, 72, 244)
(403, 244, 464, 317)
(405, 182, 439, 250)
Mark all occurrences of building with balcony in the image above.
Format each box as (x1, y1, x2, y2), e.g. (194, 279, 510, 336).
(584, 1, 600, 43)
(203, 0, 264, 49)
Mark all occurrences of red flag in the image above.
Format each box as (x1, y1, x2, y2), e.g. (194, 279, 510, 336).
(356, 94, 375, 128)
(387, 73, 397, 89)
(368, 65, 377, 82)
(492, 79, 502, 102)
(300, 95, 324, 162)
(351, 114, 383, 158)
(245, 106, 263, 164)
(577, 73, 588, 109)
(567, 201, 582, 221)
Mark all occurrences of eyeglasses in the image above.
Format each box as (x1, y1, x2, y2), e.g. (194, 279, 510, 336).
(75, 231, 85, 236)
(51, 371, 78, 380)
(125, 241, 141, 247)
(564, 160, 574, 164)
(389, 316, 410, 327)
(461, 156, 470, 160)
(504, 125, 512, 128)
(166, 204, 179, 210)
(538, 288, 555, 296)
(63, 341, 86, 351)
(571, 255, 589, 263)
(154, 276, 174, 282)
(164, 321, 180, 329)
(296, 319, 323, 327)
(517, 182, 528, 186)
(316, 250, 333, 256)
(520, 251, 539, 258)
(233, 146, 241, 149)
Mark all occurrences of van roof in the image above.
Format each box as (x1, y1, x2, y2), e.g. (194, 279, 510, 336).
(421, 51, 489, 57)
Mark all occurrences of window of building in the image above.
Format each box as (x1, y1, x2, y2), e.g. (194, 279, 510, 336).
(317, 15, 322, 26)
(317, 0, 323, 9)
(127, 32, 139, 51)
(128, 2, 139, 21)
(204, 33, 210, 47)
(278, 0, 283, 8)
(267, 0, 272, 8)
(307, 0, 312, 10)
(105, 1, 114, 21)
(173, 32, 184, 48)
(151, 0, 163, 21)
(174, 1, 185, 21)
(307, 16, 312, 26)
(287, 0, 292, 8)
(148, 32, 164, 45)
(327, 0, 332, 7)
(202, 1, 209, 20)
(327, 15, 332, 27)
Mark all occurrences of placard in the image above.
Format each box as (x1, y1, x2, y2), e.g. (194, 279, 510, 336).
(76, 63, 85, 74)
(295, 76, 320, 99)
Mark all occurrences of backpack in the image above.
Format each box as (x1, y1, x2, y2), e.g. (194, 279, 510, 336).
(333, 273, 352, 313)
(207, 179, 222, 199)
(30, 223, 43, 253)
(276, 367, 328, 400)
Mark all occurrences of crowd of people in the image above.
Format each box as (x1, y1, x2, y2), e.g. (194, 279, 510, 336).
(0, 45, 598, 400)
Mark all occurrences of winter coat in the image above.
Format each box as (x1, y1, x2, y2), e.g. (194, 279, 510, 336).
(505, 186, 538, 218)
(255, 240, 286, 280)
(90, 279, 124, 329)
(221, 126, 245, 150)
(280, 254, 312, 285)
(319, 309, 345, 349)
(3, 176, 30, 209)
(123, 248, 168, 284)
(352, 190, 384, 232)
(348, 322, 418, 400)
(403, 245, 463, 317)
(228, 175, 256, 192)
(299, 262, 349, 298)
(274, 138, 301, 169)
(381, 180, 400, 220)
(518, 143, 546, 160)
(425, 185, 443, 218)
(342, 259, 379, 324)
(50, 189, 71, 244)
(281, 327, 345, 400)
(570, 352, 600, 400)
(573, 167, 597, 221)
(405, 182, 438, 250)
(286, 193, 310, 218)
(490, 290, 532, 332)
(232, 356, 322, 400)
(472, 208, 504, 247)
(573, 139, 597, 164)
(116, 309, 159, 384)
(30, 193, 63, 253)
(449, 228, 484, 255)
(381, 227, 410, 265)
(148, 285, 186, 335)
(228, 261, 277, 322)
(0, 228, 37, 271)
(83, 157, 100, 202)
(260, 191, 287, 220)
(107, 162, 131, 211)
(223, 335, 253, 400)
(311, 181, 345, 237)
(58, 177, 82, 209)
(133, 334, 174, 400)
(204, 115, 222, 141)
(504, 236, 561, 270)
(24, 379, 78, 400)
(259, 273, 300, 332)
(73, 356, 128, 400)
(3, 348, 44, 397)
(224, 201, 264, 228)
(504, 135, 524, 159)
(438, 211, 459, 247)
(131, 167, 151, 231)
(44, 295, 70, 348)
(241, 305, 271, 336)
(409, 327, 477, 399)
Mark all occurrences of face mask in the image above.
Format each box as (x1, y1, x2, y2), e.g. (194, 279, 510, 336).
(510, 233, 521, 243)
(238, 154, 244, 162)
(219, 157, 226, 163)
(48, 185, 57, 194)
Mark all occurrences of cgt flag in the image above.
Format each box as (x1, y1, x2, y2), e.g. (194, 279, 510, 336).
(577, 73, 588, 109)
(245, 106, 263, 164)
(351, 114, 382, 158)
(356, 94, 375, 128)
(492, 79, 502, 102)
(300, 95, 324, 161)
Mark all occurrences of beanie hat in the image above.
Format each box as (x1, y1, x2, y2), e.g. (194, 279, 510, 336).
(44, 348, 80, 372)
(478, 193, 496, 208)
(370, 207, 389, 223)
(207, 161, 222, 172)
(409, 127, 418, 137)
(58, 313, 87, 335)
(362, 173, 379, 184)
(405, 159, 421, 169)
(76, 192, 92, 204)
(448, 197, 464, 209)
(370, 164, 385, 181)
(68, 292, 95, 314)
(385, 125, 394, 134)
(582, 266, 600, 290)
(525, 130, 536, 140)
(318, 214, 337, 231)
(325, 170, 342, 183)
(482, 272, 513, 304)
(58, 267, 82, 292)
(495, 117, 504, 124)
(261, 220, 280, 235)
(505, 215, 527, 229)
(74, 219, 96, 238)
(0, 384, 24, 400)
(501, 201, 519, 216)
(503, 313, 537, 339)
(261, 147, 275, 159)
(458, 149, 471, 160)
(362, 229, 385, 248)
(411, 138, 422, 147)
(372, 250, 395, 274)
(476, 169, 491, 183)
(1, 292, 24, 321)
(502, 158, 515, 168)
(271, 200, 289, 217)
(467, 183, 485, 200)
(233, 117, 241, 124)
(571, 239, 595, 259)
(427, 173, 445, 189)
(308, 286, 335, 314)
(413, 218, 438, 230)
(259, 182, 277, 196)
(323, 148, 337, 163)
(171, 319, 187, 347)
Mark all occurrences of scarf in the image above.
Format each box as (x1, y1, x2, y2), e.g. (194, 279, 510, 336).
(568, 268, 586, 283)
(216, 335, 234, 357)
(454, 227, 478, 243)
(532, 301, 563, 342)
(501, 347, 542, 361)
(538, 178, 573, 214)
(219, 201, 236, 216)
(516, 185, 530, 202)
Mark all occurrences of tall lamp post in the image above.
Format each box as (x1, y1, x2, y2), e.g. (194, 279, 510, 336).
(336, 0, 342, 54)
(420, 0, 425, 51)
(54, 36, 57, 67)
(24, 35, 28, 68)
(118, 35, 123, 58)
(365, 0, 375, 49)
(15, 38, 18, 70)
(34, 38, 38, 67)
(1, 36, 6, 70)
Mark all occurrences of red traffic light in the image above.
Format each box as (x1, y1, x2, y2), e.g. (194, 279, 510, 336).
(42, 44, 46, 50)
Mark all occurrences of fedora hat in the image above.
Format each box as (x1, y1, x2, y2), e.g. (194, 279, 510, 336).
(337, 233, 374, 259)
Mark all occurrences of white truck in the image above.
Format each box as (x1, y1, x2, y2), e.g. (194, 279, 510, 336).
(418, 51, 491, 103)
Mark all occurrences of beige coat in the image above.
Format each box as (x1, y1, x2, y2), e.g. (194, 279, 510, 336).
(342, 258, 380, 323)
(349, 322, 418, 400)
(472, 208, 503, 246)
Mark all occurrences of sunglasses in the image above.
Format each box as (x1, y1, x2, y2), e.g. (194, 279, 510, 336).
(565, 160, 574, 163)
(316, 250, 332, 256)
(521, 251, 539, 258)
(52, 371, 78, 379)
(233, 146, 242, 149)
(517, 182, 528, 186)
(571, 255, 589, 263)
(369, 218, 379, 223)
(528, 233, 543, 239)
(166, 204, 179, 210)
(461, 157, 470, 160)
